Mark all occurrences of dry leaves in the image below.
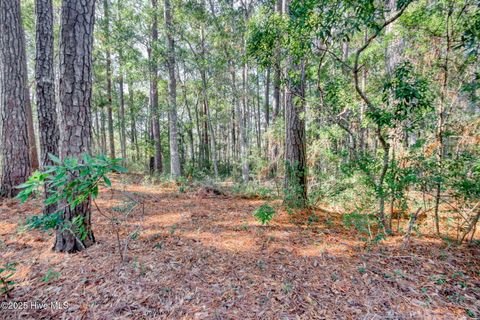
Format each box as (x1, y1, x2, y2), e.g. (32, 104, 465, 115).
(0, 178, 479, 319)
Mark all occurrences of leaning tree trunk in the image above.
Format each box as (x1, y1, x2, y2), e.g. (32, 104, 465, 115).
(35, 0, 59, 214)
(0, 0, 32, 197)
(164, 0, 181, 178)
(55, 0, 96, 252)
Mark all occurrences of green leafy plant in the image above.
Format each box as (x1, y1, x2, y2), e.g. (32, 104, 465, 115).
(41, 268, 61, 283)
(343, 212, 384, 245)
(16, 154, 129, 258)
(0, 262, 16, 298)
(17, 154, 127, 232)
(253, 204, 276, 225)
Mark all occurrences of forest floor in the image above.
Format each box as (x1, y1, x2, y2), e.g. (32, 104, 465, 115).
(1, 175, 479, 319)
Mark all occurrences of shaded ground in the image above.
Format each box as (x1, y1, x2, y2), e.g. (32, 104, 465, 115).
(1, 177, 479, 319)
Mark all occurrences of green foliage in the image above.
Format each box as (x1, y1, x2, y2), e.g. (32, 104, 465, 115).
(343, 212, 384, 244)
(16, 154, 127, 232)
(231, 182, 276, 200)
(459, 3, 480, 57)
(41, 269, 61, 283)
(367, 61, 434, 129)
(247, 8, 286, 67)
(343, 212, 377, 234)
(24, 212, 62, 231)
(445, 151, 480, 201)
(0, 262, 16, 297)
(253, 204, 276, 225)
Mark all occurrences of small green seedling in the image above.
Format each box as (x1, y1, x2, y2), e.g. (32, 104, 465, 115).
(253, 204, 275, 225)
(0, 262, 16, 297)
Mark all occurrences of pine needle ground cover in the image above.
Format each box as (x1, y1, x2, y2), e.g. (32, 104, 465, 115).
(0, 177, 479, 319)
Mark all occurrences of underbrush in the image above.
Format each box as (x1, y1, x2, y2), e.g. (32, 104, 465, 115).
(230, 181, 279, 200)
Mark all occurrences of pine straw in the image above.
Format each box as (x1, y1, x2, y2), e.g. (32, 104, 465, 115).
(0, 179, 479, 319)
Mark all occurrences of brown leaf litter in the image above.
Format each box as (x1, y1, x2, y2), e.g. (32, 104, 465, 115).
(0, 177, 479, 319)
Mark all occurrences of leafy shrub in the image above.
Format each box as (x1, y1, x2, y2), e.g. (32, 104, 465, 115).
(231, 182, 276, 200)
(253, 204, 275, 225)
(343, 212, 383, 244)
(17, 153, 127, 232)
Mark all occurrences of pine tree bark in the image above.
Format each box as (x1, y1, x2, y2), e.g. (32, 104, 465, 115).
(164, 0, 181, 178)
(55, 0, 96, 252)
(284, 54, 307, 207)
(26, 101, 39, 170)
(35, 0, 60, 214)
(150, 0, 163, 173)
(0, 0, 32, 197)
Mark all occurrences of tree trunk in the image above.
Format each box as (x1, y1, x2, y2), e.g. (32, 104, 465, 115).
(193, 91, 202, 166)
(264, 67, 270, 158)
(433, 7, 452, 236)
(256, 69, 262, 153)
(284, 0, 306, 206)
(164, 0, 181, 178)
(55, 0, 96, 252)
(284, 57, 307, 207)
(240, 51, 250, 183)
(26, 100, 39, 170)
(100, 107, 107, 154)
(128, 79, 139, 162)
(230, 61, 248, 183)
(118, 71, 127, 160)
(376, 127, 390, 231)
(35, 0, 60, 214)
(0, 0, 32, 197)
(150, 0, 163, 173)
(94, 109, 100, 153)
(179, 69, 195, 164)
(103, 0, 115, 159)
(269, 0, 283, 175)
(199, 27, 210, 170)
(207, 106, 219, 178)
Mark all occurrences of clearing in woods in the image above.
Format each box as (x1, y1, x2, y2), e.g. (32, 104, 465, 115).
(1, 176, 479, 319)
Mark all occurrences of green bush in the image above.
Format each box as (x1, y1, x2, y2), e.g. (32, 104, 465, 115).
(16, 153, 127, 232)
(253, 204, 275, 225)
